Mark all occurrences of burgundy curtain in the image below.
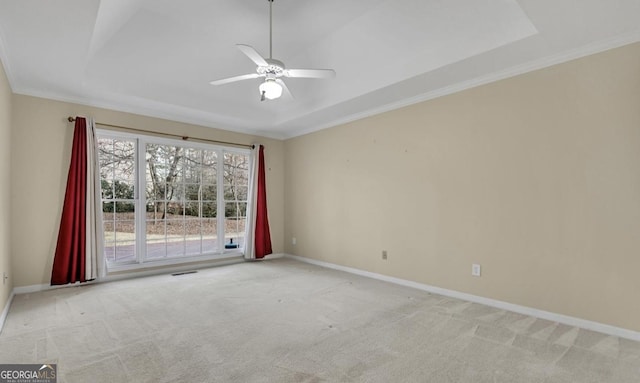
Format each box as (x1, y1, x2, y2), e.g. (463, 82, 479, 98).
(254, 145, 272, 259)
(51, 117, 90, 285)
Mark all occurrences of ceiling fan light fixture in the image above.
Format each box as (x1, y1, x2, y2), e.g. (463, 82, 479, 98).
(259, 79, 283, 100)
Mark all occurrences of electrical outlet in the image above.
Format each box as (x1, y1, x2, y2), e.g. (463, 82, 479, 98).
(382, 250, 387, 260)
(292, 237, 296, 245)
(2, 272, 7, 285)
(472, 264, 481, 277)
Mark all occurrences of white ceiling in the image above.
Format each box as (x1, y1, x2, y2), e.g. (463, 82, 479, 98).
(0, 0, 639, 139)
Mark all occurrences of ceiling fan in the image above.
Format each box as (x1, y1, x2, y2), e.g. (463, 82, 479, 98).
(209, 0, 336, 101)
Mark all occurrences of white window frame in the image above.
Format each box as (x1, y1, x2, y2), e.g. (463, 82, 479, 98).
(97, 129, 251, 272)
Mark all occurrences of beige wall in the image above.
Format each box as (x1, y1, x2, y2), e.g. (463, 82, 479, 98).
(10, 95, 285, 287)
(0, 59, 12, 311)
(284, 42, 640, 332)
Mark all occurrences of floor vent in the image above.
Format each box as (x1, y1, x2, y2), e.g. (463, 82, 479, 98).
(171, 270, 198, 276)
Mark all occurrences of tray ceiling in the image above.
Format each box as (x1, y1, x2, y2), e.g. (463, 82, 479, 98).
(0, 0, 639, 138)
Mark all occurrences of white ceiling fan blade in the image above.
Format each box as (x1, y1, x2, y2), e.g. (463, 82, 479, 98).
(276, 79, 293, 99)
(236, 44, 269, 67)
(209, 73, 260, 86)
(284, 68, 336, 79)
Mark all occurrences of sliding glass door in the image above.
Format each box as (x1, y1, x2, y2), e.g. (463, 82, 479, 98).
(97, 131, 250, 269)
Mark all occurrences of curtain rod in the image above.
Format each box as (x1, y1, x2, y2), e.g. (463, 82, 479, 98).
(67, 117, 255, 149)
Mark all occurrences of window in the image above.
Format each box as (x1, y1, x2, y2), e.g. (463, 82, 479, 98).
(100, 137, 136, 263)
(98, 131, 251, 269)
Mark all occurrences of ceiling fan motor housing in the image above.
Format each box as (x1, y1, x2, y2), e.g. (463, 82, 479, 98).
(257, 59, 285, 77)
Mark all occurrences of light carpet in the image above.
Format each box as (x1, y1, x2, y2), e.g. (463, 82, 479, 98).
(1, 258, 639, 382)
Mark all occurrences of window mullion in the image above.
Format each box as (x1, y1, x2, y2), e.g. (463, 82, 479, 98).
(217, 149, 225, 253)
(136, 138, 146, 263)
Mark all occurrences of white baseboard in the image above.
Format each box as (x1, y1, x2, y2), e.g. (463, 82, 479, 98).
(13, 283, 57, 294)
(284, 254, 640, 342)
(0, 290, 15, 334)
